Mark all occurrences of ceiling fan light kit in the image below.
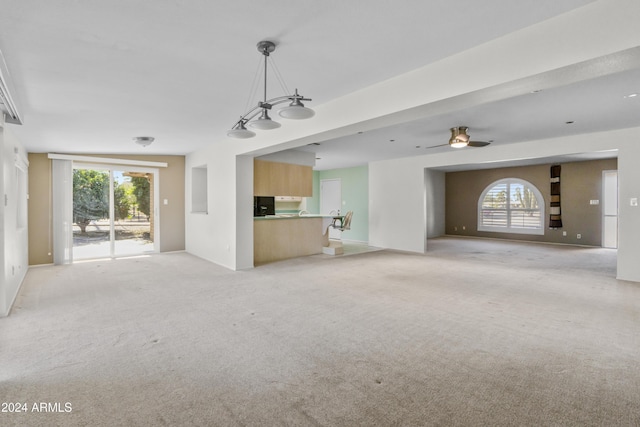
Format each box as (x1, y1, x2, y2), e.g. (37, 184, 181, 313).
(449, 126, 470, 148)
(227, 41, 314, 139)
(448, 126, 491, 148)
(426, 127, 491, 150)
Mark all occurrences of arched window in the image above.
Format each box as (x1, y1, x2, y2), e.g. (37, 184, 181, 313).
(478, 178, 545, 235)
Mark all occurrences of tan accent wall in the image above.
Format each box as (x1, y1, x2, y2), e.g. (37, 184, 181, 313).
(27, 154, 53, 265)
(28, 153, 185, 265)
(445, 158, 618, 246)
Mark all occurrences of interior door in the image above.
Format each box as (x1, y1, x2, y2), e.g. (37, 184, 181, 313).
(602, 170, 618, 249)
(320, 178, 342, 239)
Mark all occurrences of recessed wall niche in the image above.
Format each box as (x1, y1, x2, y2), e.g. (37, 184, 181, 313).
(191, 165, 208, 214)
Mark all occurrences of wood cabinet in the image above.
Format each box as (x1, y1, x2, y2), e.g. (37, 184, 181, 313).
(254, 159, 312, 196)
(254, 217, 324, 265)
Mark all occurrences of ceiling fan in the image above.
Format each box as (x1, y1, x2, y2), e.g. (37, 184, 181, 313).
(426, 126, 491, 149)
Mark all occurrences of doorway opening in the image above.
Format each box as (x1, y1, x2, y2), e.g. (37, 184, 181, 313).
(72, 164, 159, 260)
(320, 178, 342, 240)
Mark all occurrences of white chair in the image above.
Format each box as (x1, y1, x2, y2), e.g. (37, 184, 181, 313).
(322, 211, 353, 255)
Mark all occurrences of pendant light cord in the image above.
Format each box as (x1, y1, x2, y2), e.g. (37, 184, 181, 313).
(243, 56, 263, 115)
(263, 48, 268, 103)
(245, 44, 291, 113)
(269, 56, 290, 95)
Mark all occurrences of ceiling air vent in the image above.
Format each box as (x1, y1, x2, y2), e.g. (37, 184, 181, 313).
(0, 48, 22, 125)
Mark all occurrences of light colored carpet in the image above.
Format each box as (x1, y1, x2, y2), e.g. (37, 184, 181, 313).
(1, 237, 639, 426)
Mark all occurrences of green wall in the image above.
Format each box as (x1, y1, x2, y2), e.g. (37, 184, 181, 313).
(307, 165, 368, 243)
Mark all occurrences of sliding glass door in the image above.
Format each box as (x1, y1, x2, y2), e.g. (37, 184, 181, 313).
(72, 167, 111, 259)
(113, 170, 154, 256)
(72, 164, 158, 260)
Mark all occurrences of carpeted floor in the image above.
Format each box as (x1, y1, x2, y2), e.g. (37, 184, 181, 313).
(1, 237, 639, 426)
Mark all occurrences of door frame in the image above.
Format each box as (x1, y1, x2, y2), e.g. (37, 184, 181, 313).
(602, 169, 618, 249)
(320, 178, 342, 239)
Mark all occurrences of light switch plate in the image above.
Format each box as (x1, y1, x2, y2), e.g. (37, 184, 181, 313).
(631, 198, 638, 207)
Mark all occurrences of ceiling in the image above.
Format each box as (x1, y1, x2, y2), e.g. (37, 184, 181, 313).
(0, 0, 637, 170)
(297, 65, 640, 170)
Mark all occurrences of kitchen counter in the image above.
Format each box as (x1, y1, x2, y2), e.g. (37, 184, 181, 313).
(253, 214, 333, 220)
(254, 216, 325, 265)
(254, 214, 345, 265)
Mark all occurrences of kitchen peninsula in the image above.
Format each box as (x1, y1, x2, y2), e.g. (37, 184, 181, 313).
(254, 215, 329, 265)
(254, 157, 337, 265)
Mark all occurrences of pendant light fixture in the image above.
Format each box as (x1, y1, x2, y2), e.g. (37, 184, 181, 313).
(227, 41, 314, 139)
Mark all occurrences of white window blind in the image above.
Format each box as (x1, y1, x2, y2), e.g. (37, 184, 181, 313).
(52, 159, 73, 264)
(478, 178, 544, 235)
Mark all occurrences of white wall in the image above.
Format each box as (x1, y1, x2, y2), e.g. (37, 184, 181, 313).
(0, 120, 4, 314)
(1, 120, 29, 316)
(185, 144, 237, 270)
(369, 128, 640, 282)
(616, 138, 640, 281)
(369, 160, 426, 252)
(256, 149, 316, 167)
(235, 155, 254, 270)
(425, 169, 445, 238)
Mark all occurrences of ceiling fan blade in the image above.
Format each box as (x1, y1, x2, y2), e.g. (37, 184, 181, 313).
(425, 143, 449, 149)
(468, 140, 491, 147)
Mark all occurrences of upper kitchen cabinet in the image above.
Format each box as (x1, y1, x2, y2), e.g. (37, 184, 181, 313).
(254, 159, 312, 196)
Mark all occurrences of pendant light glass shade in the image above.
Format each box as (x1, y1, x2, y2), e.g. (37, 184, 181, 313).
(279, 100, 315, 119)
(227, 121, 256, 139)
(247, 109, 281, 130)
